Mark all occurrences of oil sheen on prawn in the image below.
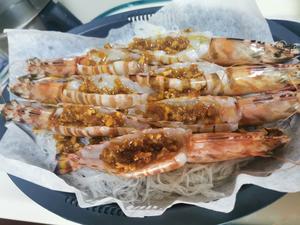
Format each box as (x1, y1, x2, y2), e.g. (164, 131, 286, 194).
(130, 62, 300, 96)
(55, 128, 289, 178)
(0, 101, 149, 137)
(26, 31, 300, 77)
(4, 90, 300, 134)
(10, 74, 153, 109)
(27, 48, 143, 77)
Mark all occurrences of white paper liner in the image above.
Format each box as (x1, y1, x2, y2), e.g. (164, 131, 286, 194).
(2, 0, 300, 218)
(105, 0, 273, 44)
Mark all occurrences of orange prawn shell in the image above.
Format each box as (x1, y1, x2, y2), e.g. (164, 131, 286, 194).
(187, 129, 290, 163)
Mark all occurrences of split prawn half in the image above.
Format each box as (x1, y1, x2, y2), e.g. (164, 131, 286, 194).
(128, 89, 300, 132)
(11, 63, 300, 106)
(3, 90, 300, 134)
(130, 62, 300, 96)
(10, 74, 152, 109)
(0, 101, 148, 137)
(54, 128, 289, 178)
(126, 31, 300, 66)
(27, 48, 144, 77)
(26, 31, 300, 77)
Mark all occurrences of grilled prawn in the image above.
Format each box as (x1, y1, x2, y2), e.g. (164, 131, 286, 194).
(12, 62, 300, 107)
(127, 32, 300, 66)
(128, 90, 300, 131)
(0, 101, 148, 137)
(28, 58, 152, 78)
(4, 90, 300, 133)
(26, 31, 300, 77)
(10, 74, 152, 108)
(55, 128, 289, 178)
(27, 48, 143, 77)
(130, 62, 300, 96)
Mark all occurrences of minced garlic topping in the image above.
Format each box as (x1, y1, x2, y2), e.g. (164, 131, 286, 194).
(145, 102, 220, 124)
(54, 135, 109, 154)
(128, 36, 190, 54)
(50, 105, 124, 127)
(151, 64, 204, 79)
(78, 77, 133, 95)
(101, 133, 179, 173)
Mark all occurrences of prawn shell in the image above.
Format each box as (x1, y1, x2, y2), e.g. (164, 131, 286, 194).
(187, 129, 290, 163)
(10, 78, 65, 104)
(0, 100, 52, 129)
(51, 126, 137, 137)
(204, 38, 300, 66)
(60, 128, 191, 177)
(120, 152, 187, 178)
(27, 57, 77, 76)
(223, 63, 300, 95)
(61, 90, 150, 109)
(1, 101, 148, 137)
(77, 60, 147, 76)
(238, 90, 300, 125)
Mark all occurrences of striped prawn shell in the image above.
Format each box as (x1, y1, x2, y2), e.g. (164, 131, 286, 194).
(27, 48, 141, 77)
(131, 62, 300, 96)
(129, 72, 224, 95)
(1, 101, 142, 137)
(28, 59, 153, 77)
(11, 74, 152, 109)
(126, 61, 226, 95)
(77, 60, 151, 76)
(223, 63, 300, 95)
(54, 127, 290, 177)
(61, 90, 150, 109)
(55, 154, 100, 175)
(50, 126, 137, 137)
